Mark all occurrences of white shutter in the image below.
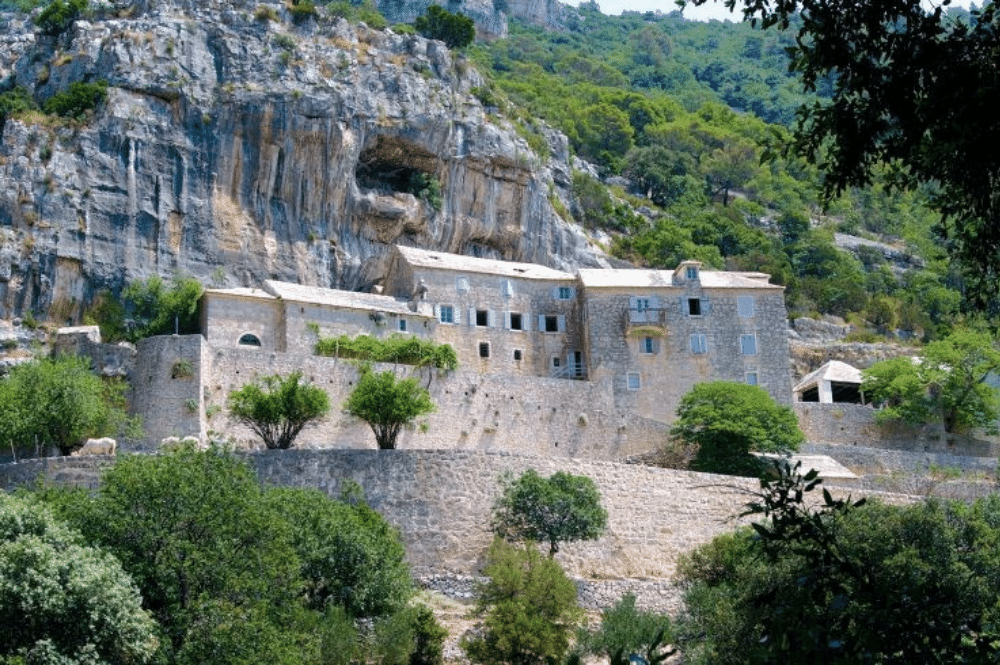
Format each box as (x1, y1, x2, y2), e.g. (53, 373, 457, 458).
(468, 308, 475, 327)
(551, 287, 560, 299)
(629, 296, 641, 323)
(488, 310, 495, 327)
(702, 298, 712, 315)
(557, 315, 566, 332)
(523, 312, 531, 331)
(567, 287, 576, 299)
(503, 311, 511, 329)
(432, 304, 439, 319)
(538, 314, 546, 331)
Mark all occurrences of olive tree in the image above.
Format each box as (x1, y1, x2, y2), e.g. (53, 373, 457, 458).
(672, 381, 804, 476)
(0, 494, 158, 665)
(229, 370, 330, 449)
(493, 469, 608, 557)
(343, 367, 435, 450)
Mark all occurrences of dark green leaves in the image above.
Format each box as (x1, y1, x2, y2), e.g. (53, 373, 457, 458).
(228, 371, 331, 449)
(343, 367, 435, 449)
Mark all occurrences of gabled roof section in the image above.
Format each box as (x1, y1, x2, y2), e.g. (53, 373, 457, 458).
(203, 286, 277, 300)
(793, 360, 863, 393)
(394, 245, 575, 281)
(578, 267, 783, 289)
(255, 280, 432, 318)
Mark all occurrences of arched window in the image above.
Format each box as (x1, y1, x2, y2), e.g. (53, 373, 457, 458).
(238, 333, 261, 347)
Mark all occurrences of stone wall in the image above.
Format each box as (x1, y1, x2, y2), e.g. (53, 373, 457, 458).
(795, 403, 1000, 457)
(199, 343, 669, 458)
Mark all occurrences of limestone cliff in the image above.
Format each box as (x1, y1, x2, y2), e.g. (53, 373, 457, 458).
(0, 0, 605, 321)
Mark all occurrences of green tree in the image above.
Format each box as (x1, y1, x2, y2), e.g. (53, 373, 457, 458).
(343, 366, 435, 450)
(229, 371, 331, 449)
(575, 593, 675, 664)
(34, 0, 86, 35)
(672, 381, 804, 476)
(861, 328, 1000, 433)
(0, 494, 158, 665)
(42, 80, 107, 119)
(264, 485, 413, 618)
(0, 354, 138, 457)
(492, 469, 607, 557)
(414, 5, 475, 49)
(684, 0, 1000, 310)
(678, 461, 1000, 662)
(118, 274, 203, 342)
(462, 539, 582, 665)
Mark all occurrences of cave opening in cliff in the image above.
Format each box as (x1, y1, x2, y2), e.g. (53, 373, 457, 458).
(355, 135, 441, 200)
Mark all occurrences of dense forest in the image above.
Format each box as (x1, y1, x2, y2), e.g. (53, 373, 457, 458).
(470, 2, 983, 340)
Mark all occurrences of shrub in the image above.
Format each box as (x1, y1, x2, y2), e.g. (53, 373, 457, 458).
(414, 4, 475, 49)
(315, 333, 458, 370)
(34, 0, 87, 35)
(42, 79, 108, 119)
(254, 4, 278, 21)
(228, 371, 331, 449)
(289, 0, 318, 23)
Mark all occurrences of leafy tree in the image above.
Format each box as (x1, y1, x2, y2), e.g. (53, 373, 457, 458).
(343, 366, 435, 450)
(672, 381, 804, 476)
(492, 469, 607, 557)
(42, 80, 107, 119)
(264, 485, 413, 618)
(462, 539, 582, 665)
(117, 274, 203, 342)
(228, 371, 331, 449)
(34, 0, 86, 35)
(415, 5, 475, 49)
(0, 354, 138, 457)
(574, 593, 675, 664)
(678, 461, 1000, 662)
(685, 0, 1000, 309)
(0, 494, 158, 665)
(861, 328, 1000, 433)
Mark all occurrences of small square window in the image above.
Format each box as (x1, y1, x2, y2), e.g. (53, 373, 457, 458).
(545, 315, 559, 332)
(690, 334, 707, 354)
(745, 372, 759, 386)
(635, 297, 651, 312)
(642, 336, 655, 354)
(456, 277, 470, 293)
(510, 312, 523, 330)
(558, 286, 573, 300)
(688, 298, 701, 316)
(626, 372, 641, 391)
(513, 349, 523, 361)
(553, 357, 561, 368)
(479, 342, 490, 358)
(738, 296, 755, 318)
(439, 305, 454, 324)
(476, 309, 489, 326)
(686, 266, 699, 280)
(740, 334, 758, 356)
(398, 319, 407, 332)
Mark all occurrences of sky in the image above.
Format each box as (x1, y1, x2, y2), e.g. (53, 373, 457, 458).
(562, 0, 986, 22)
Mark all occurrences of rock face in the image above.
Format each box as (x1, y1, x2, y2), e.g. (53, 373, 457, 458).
(0, 0, 604, 320)
(376, 0, 508, 39)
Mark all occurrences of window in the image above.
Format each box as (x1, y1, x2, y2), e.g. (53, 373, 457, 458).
(688, 298, 701, 316)
(626, 372, 641, 391)
(686, 265, 699, 280)
(737, 296, 755, 318)
(510, 312, 523, 330)
(557, 286, 573, 300)
(540, 314, 565, 332)
(476, 309, 489, 327)
(513, 349, 522, 361)
(635, 297, 651, 313)
(552, 357, 561, 368)
(479, 342, 490, 358)
(398, 319, 407, 332)
(745, 372, 759, 386)
(456, 277, 470, 293)
(690, 333, 707, 354)
(439, 305, 454, 324)
(238, 333, 261, 346)
(641, 336, 655, 354)
(740, 334, 758, 356)
(629, 296, 659, 323)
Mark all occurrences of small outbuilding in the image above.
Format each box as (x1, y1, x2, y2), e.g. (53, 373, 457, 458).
(794, 360, 866, 404)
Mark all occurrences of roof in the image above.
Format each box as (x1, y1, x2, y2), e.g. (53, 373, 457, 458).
(577, 268, 783, 290)
(202, 287, 276, 300)
(263, 281, 431, 317)
(394, 245, 575, 281)
(793, 360, 863, 393)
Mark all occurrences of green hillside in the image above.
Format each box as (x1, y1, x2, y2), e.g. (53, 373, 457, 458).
(471, 4, 970, 340)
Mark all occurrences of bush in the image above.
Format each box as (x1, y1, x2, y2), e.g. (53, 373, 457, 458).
(343, 366, 436, 450)
(414, 5, 475, 49)
(114, 274, 203, 342)
(0, 86, 38, 123)
(34, 0, 87, 35)
(463, 539, 582, 665)
(42, 79, 107, 119)
(289, 0, 318, 22)
(575, 593, 674, 662)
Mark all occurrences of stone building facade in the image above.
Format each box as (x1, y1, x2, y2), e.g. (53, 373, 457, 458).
(170, 245, 792, 454)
